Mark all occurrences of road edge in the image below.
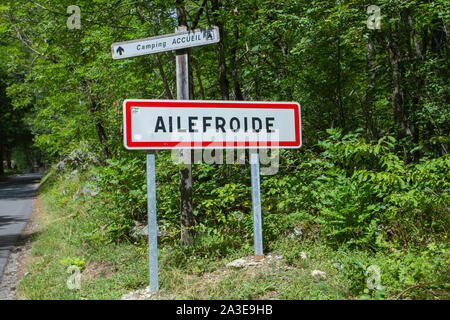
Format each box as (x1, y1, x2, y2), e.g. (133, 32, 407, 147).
(0, 184, 43, 300)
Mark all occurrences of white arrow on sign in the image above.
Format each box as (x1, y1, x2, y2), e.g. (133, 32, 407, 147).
(111, 26, 219, 59)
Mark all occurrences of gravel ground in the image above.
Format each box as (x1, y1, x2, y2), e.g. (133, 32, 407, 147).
(0, 243, 27, 299)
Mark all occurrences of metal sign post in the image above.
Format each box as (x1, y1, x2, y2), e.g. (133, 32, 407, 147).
(146, 151, 158, 291)
(250, 152, 264, 261)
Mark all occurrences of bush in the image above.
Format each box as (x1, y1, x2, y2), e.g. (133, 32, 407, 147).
(262, 129, 449, 248)
(61, 129, 449, 252)
(91, 157, 147, 241)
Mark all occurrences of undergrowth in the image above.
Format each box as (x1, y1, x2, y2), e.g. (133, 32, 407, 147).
(18, 131, 449, 300)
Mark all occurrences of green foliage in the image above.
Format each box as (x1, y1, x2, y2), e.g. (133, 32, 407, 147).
(199, 182, 250, 228)
(21, 166, 449, 300)
(1, 0, 447, 300)
(260, 129, 449, 248)
(320, 130, 448, 247)
(91, 157, 147, 241)
(276, 239, 449, 300)
(0, 0, 447, 249)
(58, 257, 86, 271)
(1, 0, 448, 164)
(377, 243, 450, 299)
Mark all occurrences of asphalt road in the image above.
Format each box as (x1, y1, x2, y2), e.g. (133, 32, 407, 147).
(0, 174, 42, 280)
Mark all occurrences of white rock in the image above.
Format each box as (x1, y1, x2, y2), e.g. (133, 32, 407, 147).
(300, 252, 307, 260)
(311, 270, 327, 281)
(121, 287, 156, 300)
(226, 258, 247, 268)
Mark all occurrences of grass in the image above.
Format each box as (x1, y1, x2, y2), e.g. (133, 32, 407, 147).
(17, 168, 450, 300)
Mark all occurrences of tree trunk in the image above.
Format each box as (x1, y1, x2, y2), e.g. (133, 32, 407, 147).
(89, 98, 112, 162)
(405, 9, 423, 161)
(135, 4, 175, 100)
(230, 10, 244, 100)
(179, 160, 194, 245)
(210, 0, 230, 100)
(364, 35, 376, 139)
(177, 47, 194, 246)
(154, 54, 174, 99)
(386, 25, 409, 136)
(193, 60, 206, 100)
(82, 79, 112, 163)
(336, 36, 345, 129)
(176, 0, 195, 246)
(407, 10, 423, 60)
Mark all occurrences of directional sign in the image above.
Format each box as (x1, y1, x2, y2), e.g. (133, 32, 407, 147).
(123, 100, 302, 150)
(111, 26, 220, 60)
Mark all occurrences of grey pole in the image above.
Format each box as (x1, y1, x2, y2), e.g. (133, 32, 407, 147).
(146, 151, 159, 292)
(250, 151, 264, 261)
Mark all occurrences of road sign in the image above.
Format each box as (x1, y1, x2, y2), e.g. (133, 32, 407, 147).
(111, 26, 219, 60)
(113, 25, 297, 293)
(112, 26, 221, 293)
(123, 100, 302, 150)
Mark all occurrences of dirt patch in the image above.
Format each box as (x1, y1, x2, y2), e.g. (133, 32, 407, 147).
(82, 262, 115, 284)
(0, 196, 44, 300)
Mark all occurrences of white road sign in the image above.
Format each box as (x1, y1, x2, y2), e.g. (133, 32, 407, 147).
(123, 100, 302, 150)
(111, 26, 220, 59)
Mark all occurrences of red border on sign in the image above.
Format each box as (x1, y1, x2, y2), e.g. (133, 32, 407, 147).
(124, 100, 301, 149)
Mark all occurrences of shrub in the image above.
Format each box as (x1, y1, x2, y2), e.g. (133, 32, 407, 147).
(265, 129, 449, 248)
(91, 157, 147, 241)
